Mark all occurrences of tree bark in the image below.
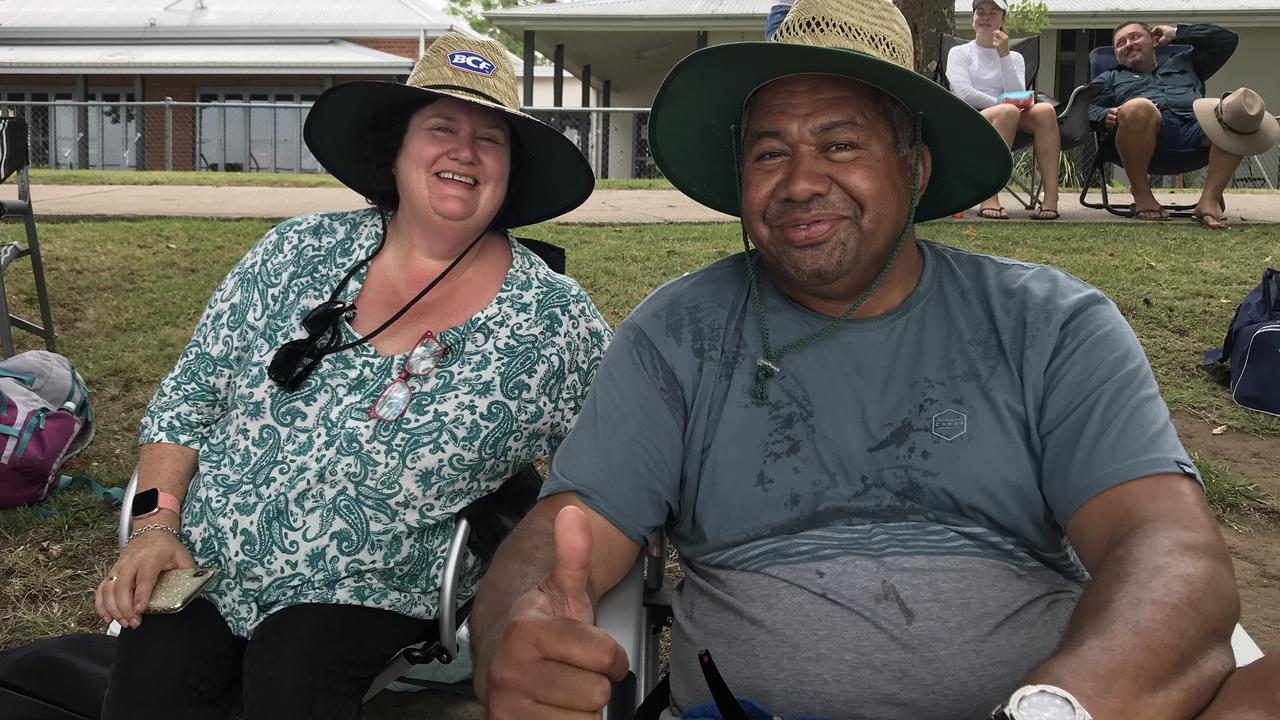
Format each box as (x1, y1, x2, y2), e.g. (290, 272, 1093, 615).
(897, 0, 955, 76)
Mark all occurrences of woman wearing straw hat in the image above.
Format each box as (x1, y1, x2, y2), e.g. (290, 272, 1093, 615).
(1191, 87, 1280, 229)
(95, 31, 610, 719)
(947, 0, 1062, 220)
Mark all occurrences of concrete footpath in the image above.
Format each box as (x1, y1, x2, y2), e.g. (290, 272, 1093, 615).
(5, 183, 1280, 224)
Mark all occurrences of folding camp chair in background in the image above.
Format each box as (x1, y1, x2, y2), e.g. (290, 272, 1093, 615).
(1078, 44, 1211, 218)
(0, 117, 58, 358)
(935, 34, 1101, 211)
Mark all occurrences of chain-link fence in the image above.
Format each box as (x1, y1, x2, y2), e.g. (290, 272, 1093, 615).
(1012, 139, 1278, 192)
(3, 98, 1277, 188)
(0, 99, 665, 180)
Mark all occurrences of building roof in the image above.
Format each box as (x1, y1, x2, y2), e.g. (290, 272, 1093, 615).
(0, 39, 571, 79)
(0, 0, 465, 39)
(486, 0, 1280, 28)
(0, 41, 416, 75)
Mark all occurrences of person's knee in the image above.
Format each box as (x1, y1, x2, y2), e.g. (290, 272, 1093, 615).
(990, 104, 1020, 126)
(1117, 98, 1160, 128)
(1029, 102, 1057, 128)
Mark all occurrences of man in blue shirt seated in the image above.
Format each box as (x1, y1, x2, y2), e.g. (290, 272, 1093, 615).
(1088, 21, 1240, 227)
(472, 0, 1279, 717)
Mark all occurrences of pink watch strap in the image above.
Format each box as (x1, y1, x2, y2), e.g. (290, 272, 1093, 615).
(155, 490, 181, 515)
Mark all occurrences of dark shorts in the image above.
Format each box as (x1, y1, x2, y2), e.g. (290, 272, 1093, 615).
(1102, 111, 1204, 154)
(1156, 112, 1205, 153)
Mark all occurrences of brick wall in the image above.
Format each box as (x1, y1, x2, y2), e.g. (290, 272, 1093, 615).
(140, 74, 330, 170)
(347, 37, 426, 60)
(1, 75, 76, 89)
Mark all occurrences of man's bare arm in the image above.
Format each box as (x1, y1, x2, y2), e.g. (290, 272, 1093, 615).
(471, 491, 641, 706)
(1024, 474, 1239, 719)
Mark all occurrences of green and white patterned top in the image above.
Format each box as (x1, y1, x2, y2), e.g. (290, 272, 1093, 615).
(139, 208, 612, 637)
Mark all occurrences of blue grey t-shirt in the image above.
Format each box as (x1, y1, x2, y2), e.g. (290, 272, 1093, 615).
(542, 241, 1198, 719)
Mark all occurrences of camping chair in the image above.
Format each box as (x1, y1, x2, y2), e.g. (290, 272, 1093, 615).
(935, 35, 1097, 210)
(0, 117, 58, 358)
(935, 34, 1101, 211)
(1078, 44, 1211, 217)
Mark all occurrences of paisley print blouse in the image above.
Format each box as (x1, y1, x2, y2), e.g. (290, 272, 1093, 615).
(139, 209, 611, 636)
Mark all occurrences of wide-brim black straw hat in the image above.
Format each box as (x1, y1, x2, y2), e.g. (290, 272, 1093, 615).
(304, 31, 595, 228)
(648, 0, 1012, 222)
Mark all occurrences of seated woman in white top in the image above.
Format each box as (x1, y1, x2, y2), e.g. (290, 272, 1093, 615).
(947, 0, 1061, 220)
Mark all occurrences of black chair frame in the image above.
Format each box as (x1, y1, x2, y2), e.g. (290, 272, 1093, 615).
(0, 117, 58, 357)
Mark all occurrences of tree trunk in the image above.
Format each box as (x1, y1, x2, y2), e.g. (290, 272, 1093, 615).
(897, 0, 955, 76)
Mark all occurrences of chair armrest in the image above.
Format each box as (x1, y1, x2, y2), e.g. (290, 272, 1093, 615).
(599, 555, 649, 720)
(1056, 82, 1104, 149)
(117, 468, 140, 551)
(1233, 624, 1265, 667)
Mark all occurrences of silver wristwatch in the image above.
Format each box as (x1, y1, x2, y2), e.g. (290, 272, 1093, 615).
(989, 684, 1093, 720)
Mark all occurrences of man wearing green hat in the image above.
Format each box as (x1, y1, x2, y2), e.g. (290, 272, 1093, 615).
(472, 0, 1273, 717)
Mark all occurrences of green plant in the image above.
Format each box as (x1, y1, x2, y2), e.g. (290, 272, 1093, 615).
(1009, 148, 1078, 187)
(1005, 0, 1049, 36)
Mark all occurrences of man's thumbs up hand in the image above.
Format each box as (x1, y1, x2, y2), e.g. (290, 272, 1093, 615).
(485, 506, 631, 719)
(539, 505, 597, 624)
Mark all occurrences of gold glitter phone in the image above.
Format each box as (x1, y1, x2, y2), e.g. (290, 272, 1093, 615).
(145, 568, 218, 614)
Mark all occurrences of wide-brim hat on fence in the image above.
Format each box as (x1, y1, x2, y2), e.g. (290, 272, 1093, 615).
(304, 31, 594, 228)
(648, 0, 1011, 222)
(1193, 88, 1280, 158)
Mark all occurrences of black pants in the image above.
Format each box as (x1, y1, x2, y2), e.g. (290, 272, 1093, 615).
(102, 599, 435, 720)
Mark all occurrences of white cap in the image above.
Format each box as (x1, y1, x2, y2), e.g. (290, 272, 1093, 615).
(972, 0, 1009, 11)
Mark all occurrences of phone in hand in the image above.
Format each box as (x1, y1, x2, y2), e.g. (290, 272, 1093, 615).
(146, 567, 218, 614)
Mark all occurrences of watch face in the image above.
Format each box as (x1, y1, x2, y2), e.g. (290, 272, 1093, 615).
(1015, 689, 1077, 720)
(132, 488, 159, 517)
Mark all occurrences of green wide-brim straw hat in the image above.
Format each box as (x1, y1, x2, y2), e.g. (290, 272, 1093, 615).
(304, 32, 594, 228)
(649, 0, 1012, 222)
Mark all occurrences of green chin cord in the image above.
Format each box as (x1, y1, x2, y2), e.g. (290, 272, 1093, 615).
(741, 112, 925, 402)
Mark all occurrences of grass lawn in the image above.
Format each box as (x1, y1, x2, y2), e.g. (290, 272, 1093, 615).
(26, 169, 673, 191)
(0, 218, 1276, 649)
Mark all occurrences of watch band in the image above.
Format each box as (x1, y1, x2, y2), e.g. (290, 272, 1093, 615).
(132, 488, 182, 520)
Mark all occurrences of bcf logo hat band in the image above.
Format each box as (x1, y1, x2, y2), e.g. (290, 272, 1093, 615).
(449, 52, 497, 76)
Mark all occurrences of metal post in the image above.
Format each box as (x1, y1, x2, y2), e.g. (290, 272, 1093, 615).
(164, 97, 173, 171)
(581, 64, 592, 107)
(1073, 29, 1090, 88)
(134, 75, 145, 170)
(523, 31, 536, 107)
(553, 44, 565, 107)
(601, 80, 612, 179)
(75, 75, 89, 169)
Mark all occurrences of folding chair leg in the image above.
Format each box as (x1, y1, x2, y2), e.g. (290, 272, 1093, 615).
(0, 271, 15, 358)
(23, 212, 56, 352)
(1079, 160, 1132, 217)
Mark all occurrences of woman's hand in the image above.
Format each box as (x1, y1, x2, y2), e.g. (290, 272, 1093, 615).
(994, 30, 1011, 57)
(95, 526, 195, 629)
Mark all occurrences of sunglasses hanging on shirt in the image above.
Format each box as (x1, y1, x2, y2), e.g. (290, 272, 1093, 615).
(267, 212, 485, 391)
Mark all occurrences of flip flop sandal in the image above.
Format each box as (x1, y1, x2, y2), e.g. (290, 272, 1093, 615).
(1030, 208, 1059, 221)
(977, 207, 1009, 220)
(1133, 208, 1170, 221)
(1193, 211, 1229, 230)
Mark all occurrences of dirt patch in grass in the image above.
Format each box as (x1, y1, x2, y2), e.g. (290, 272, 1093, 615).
(1174, 411, 1280, 655)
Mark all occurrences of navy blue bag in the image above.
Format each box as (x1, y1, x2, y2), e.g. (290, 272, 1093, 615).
(1204, 268, 1280, 416)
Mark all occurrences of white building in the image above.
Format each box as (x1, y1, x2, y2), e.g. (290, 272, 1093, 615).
(486, 0, 1280, 179)
(0, 0, 591, 172)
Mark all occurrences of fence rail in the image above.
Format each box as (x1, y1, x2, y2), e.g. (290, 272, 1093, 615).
(1, 99, 1276, 188)
(0, 99, 661, 180)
